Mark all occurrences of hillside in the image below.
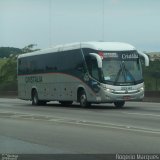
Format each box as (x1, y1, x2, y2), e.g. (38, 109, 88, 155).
(0, 47, 22, 58)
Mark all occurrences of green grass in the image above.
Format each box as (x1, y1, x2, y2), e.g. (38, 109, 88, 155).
(0, 58, 7, 68)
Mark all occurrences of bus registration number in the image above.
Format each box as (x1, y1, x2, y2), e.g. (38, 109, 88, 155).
(123, 96, 131, 100)
(121, 86, 132, 91)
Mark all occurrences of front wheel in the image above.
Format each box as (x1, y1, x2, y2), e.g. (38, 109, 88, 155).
(114, 101, 125, 108)
(79, 90, 91, 107)
(32, 90, 39, 105)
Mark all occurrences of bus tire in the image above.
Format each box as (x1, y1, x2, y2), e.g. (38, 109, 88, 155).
(114, 101, 125, 108)
(79, 90, 91, 107)
(32, 90, 40, 105)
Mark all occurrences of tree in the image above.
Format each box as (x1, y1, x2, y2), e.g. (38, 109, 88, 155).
(22, 44, 39, 53)
(0, 47, 22, 58)
(0, 44, 40, 92)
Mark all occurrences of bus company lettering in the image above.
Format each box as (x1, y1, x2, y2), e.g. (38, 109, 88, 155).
(104, 52, 118, 58)
(122, 53, 138, 59)
(25, 76, 43, 83)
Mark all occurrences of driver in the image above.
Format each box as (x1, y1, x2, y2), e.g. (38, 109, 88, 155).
(104, 62, 118, 80)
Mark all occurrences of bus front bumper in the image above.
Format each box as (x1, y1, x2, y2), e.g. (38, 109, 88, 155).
(99, 89, 144, 102)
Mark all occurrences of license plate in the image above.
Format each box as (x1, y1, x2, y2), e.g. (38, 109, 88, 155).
(123, 96, 131, 100)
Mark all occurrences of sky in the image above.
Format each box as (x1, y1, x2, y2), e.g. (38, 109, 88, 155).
(0, 0, 160, 52)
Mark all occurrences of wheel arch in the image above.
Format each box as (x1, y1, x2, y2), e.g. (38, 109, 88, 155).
(31, 87, 38, 100)
(77, 86, 85, 102)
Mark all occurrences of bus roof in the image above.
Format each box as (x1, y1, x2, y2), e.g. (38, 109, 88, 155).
(81, 42, 135, 51)
(18, 42, 136, 58)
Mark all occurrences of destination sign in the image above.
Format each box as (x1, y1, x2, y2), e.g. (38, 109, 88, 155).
(102, 52, 139, 60)
(121, 53, 138, 59)
(103, 52, 118, 58)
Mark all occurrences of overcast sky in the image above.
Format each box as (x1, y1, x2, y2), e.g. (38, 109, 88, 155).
(0, 0, 160, 51)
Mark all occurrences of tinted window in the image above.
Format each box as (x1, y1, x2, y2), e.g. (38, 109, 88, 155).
(58, 50, 84, 72)
(18, 49, 85, 76)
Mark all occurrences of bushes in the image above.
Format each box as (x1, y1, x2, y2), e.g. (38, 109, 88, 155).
(143, 60, 160, 91)
(0, 45, 39, 93)
(0, 56, 17, 92)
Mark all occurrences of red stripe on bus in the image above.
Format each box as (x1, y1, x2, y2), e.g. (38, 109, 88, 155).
(18, 72, 97, 96)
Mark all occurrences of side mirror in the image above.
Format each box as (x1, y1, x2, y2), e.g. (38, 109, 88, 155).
(89, 53, 102, 68)
(138, 51, 149, 67)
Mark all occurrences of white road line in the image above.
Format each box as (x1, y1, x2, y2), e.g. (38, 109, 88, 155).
(53, 120, 160, 135)
(122, 112, 160, 118)
(1, 111, 160, 135)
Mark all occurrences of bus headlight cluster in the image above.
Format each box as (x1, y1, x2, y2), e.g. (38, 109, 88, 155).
(106, 88, 115, 93)
(102, 84, 115, 93)
(139, 87, 144, 92)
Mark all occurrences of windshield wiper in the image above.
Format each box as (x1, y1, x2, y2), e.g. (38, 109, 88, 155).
(122, 62, 136, 84)
(114, 63, 123, 85)
(114, 62, 136, 85)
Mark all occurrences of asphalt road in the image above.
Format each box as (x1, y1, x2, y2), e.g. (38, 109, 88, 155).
(0, 98, 160, 154)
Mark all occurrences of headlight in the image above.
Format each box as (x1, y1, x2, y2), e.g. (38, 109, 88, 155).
(106, 88, 115, 92)
(101, 84, 115, 92)
(139, 87, 144, 91)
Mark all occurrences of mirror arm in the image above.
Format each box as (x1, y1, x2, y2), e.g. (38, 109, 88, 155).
(89, 53, 102, 68)
(138, 51, 149, 66)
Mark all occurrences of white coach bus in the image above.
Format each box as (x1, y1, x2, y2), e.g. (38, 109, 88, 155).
(17, 42, 149, 107)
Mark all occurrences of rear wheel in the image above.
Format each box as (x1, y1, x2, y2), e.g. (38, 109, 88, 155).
(114, 101, 125, 108)
(79, 90, 91, 107)
(32, 90, 47, 105)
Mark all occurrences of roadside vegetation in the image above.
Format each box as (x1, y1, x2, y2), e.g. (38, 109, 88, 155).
(0, 44, 39, 93)
(0, 45, 160, 94)
(143, 60, 160, 91)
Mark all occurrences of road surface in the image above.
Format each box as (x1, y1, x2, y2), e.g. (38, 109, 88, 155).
(0, 98, 160, 154)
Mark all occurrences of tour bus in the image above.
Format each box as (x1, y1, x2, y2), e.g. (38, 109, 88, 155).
(17, 42, 149, 107)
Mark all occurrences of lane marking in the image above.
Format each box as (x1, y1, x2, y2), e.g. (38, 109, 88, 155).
(1, 111, 160, 135)
(51, 119, 160, 135)
(1, 112, 160, 135)
(122, 112, 160, 118)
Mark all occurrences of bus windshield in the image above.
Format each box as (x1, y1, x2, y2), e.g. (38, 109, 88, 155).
(101, 51, 143, 85)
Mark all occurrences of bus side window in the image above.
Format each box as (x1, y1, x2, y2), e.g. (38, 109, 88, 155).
(86, 56, 99, 81)
(18, 59, 22, 74)
(91, 58, 99, 81)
